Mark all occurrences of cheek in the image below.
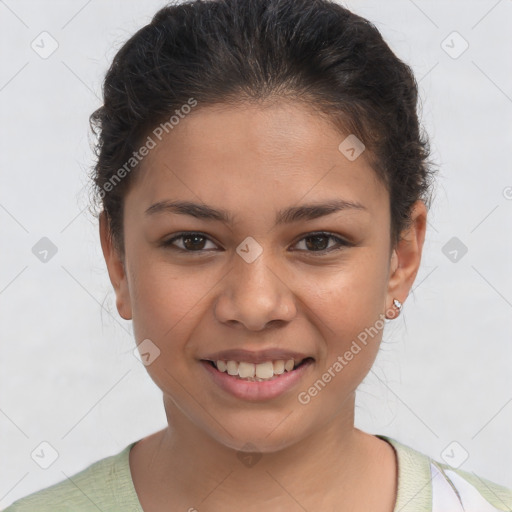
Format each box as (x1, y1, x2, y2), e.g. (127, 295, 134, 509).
(295, 264, 387, 414)
(297, 250, 390, 399)
(303, 249, 389, 332)
(126, 258, 212, 394)
(126, 255, 210, 346)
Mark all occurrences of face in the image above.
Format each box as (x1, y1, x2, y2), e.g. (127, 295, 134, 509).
(101, 100, 426, 453)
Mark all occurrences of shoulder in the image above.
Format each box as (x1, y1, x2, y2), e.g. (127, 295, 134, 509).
(2, 442, 141, 512)
(377, 435, 512, 512)
(430, 461, 512, 511)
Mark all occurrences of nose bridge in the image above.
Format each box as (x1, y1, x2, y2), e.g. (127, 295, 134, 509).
(215, 240, 296, 330)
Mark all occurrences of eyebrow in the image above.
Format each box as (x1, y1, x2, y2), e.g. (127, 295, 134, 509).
(144, 199, 367, 225)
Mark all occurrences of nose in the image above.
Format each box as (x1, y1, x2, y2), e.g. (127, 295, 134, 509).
(214, 251, 297, 331)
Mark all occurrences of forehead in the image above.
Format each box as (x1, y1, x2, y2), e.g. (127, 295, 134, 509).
(125, 101, 387, 220)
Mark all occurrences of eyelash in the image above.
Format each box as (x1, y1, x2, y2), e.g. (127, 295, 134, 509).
(161, 231, 351, 256)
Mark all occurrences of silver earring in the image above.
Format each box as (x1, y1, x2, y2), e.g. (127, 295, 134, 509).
(386, 298, 402, 319)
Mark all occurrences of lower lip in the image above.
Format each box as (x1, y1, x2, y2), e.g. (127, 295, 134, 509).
(201, 360, 314, 401)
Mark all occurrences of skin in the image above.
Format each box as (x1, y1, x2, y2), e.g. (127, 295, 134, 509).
(100, 100, 427, 511)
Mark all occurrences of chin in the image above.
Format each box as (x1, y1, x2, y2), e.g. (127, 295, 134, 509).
(206, 414, 310, 455)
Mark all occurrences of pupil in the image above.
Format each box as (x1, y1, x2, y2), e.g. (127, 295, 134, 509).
(184, 234, 205, 250)
(306, 235, 328, 251)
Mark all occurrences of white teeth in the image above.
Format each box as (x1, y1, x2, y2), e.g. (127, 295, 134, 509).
(255, 361, 274, 379)
(273, 360, 285, 375)
(213, 358, 303, 380)
(284, 359, 294, 371)
(226, 360, 238, 376)
(238, 362, 255, 378)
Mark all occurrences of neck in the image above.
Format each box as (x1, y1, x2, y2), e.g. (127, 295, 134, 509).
(131, 392, 391, 510)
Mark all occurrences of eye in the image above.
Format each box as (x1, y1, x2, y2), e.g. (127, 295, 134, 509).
(160, 231, 351, 255)
(161, 232, 219, 253)
(292, 232, 351, 254)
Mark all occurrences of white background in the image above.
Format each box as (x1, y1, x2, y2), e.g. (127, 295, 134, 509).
(1, 0, 511, 507)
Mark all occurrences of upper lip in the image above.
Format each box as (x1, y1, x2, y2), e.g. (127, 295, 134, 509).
(201, 349, 313, 364)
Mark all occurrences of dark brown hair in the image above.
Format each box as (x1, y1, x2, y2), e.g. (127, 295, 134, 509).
(90, 0, 435, 254)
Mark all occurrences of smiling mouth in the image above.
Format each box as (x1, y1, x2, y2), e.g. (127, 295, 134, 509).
(202, 357, 314, 382)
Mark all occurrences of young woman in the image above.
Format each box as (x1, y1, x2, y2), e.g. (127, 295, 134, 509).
(5, 0, 512, 510)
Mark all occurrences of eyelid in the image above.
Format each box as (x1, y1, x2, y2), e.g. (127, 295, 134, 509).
(162, 231, 220, 253)
(290, 231, 351, 252)
(161, 231, 351, 254)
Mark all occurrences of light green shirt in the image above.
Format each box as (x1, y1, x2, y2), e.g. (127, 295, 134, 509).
(4, 435, 512, 511)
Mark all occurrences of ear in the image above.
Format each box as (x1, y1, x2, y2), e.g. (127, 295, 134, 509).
(99, 211, 132, 320)
(386, 200, 427, 316)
